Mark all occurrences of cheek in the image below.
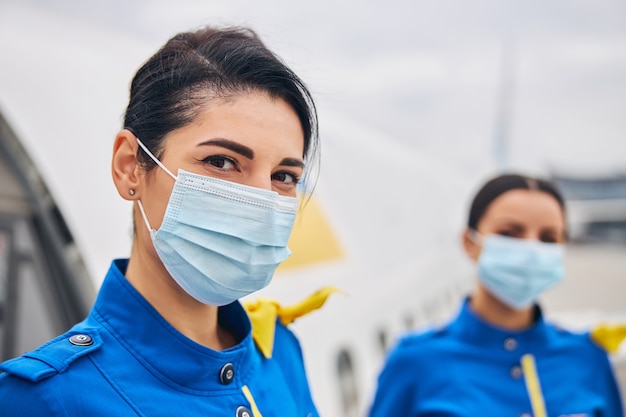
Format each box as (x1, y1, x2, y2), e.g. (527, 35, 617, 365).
(151, 194, 171, 229)
(468, 245, 481, 262)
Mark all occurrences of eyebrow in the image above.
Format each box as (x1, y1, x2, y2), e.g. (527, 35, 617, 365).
(495, 219, 561, 234)
(198, 138, 305, 168)
(198, 139, 254, 159)
(280, 158, 305, 169)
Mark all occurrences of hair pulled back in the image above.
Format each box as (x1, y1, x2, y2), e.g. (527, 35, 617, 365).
(123, 26, 318, 184)
(467, 173, 566, 230)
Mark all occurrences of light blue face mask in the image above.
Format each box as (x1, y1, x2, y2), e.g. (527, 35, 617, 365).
(471, 232, 565, 310)
(135, 139, 298, 306)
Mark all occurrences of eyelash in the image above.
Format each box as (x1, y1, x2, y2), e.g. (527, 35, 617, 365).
(201, 155, 301, 184)
(202, 155, 237, 170)
(539, 234, 558, 243)
(273, 171, 301, 185)
(497, 230, 517, 238)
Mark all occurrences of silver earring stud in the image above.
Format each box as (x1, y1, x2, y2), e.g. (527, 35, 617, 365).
(129, 189, 135, 196)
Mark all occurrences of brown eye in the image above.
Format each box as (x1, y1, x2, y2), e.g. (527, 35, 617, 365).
(497, 230, 518, 238)
(539, 231, 558, 243)
(202, 155, 237, 170)
(272, 171, 299, 184)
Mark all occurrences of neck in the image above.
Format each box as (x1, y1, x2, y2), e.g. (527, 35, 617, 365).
(470, 285, 535, 330)
(125, 244, 237, 350)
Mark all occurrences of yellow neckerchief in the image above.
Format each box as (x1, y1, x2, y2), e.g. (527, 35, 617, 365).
(591, 323, 626, 354)
(243, 286, 342, 358)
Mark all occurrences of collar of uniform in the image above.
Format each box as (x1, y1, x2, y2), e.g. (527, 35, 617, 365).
(447, 297, 548, 348)
(92, 259, 260, 392)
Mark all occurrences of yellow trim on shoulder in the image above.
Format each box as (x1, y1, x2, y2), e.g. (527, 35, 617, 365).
(242, 385, 263, 417)
(591, 323, 626, 354)
(521, 353, 547, 417)
(244, 286, 343, 358)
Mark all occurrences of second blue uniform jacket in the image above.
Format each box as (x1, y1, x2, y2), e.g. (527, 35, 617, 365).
(0, 259, 319, 417)
(369, 298, 623, 417)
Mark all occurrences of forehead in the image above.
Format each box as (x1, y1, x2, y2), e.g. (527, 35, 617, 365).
(480, 189, 565, 228)
(164, 92, 305, 155)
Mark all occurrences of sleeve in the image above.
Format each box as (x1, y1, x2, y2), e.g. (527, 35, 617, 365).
(367, 339, 419, 417)
(597, 352, 624, 417)
(272, 322, 320, 417)
(587, 328, 625, 417)
(0, 373, 67, 416)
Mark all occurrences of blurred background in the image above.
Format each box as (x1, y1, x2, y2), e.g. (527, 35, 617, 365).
(0, 1, 625, 416)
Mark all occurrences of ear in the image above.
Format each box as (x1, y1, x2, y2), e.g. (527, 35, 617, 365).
(462, 228, 481, 262)
(112, 129, 141, 200)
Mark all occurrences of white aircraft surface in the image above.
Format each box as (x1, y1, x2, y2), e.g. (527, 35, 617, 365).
(0, 4, 624, 417)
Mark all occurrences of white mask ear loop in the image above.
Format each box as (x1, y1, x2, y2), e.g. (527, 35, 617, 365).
(468, 229, 483, 246)
(134, 137, 178, 232)
(136, 199, 153, 233)
(136, 137, 177, 180)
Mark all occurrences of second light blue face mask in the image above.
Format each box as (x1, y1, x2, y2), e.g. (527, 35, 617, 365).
(472, 233, 565, 310)
(135, 138, 298, 306)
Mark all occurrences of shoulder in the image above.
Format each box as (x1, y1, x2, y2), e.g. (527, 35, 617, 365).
(273, 319, 304, 356)
(397, 325, 449, 346)
(0, 325, 102, 416)
(267, 319, 319, 413)
(393, 324, 453, 354)
(371, 326, 449, 407)
(381, 325, 452, 372)
(544, 321, 611, 357)
(0, 325, 102, 383)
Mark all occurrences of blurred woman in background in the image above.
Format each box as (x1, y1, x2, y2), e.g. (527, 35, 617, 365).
(369, 173, 623, 417)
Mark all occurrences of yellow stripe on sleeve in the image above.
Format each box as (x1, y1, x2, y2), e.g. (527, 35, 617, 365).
(521, 353, 547, 417)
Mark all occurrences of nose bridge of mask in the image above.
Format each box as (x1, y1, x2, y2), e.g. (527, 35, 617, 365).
(484, 234, 564, 254)
(167, 169, 297, 247)
(474, 232, 562, 253)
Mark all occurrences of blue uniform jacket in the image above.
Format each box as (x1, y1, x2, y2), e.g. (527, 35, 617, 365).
(0, 259, 319, 417)
(369, 298, 623, 417)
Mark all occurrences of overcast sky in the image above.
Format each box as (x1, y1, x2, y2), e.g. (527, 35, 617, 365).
(4, 0, 626, 179)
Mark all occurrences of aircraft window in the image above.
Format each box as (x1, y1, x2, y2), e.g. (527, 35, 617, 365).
(422, 300, 435, 323)
(336, 348, 359, 417)
(403, 312, 415, 330)
(376, 328, 388, 354)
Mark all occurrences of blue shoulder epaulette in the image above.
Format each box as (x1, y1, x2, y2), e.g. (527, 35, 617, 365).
(0, 329, 102, 382)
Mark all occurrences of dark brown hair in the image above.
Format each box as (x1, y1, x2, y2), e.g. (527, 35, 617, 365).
(468, 173, 566, 230)
(123, 26, 319, 188)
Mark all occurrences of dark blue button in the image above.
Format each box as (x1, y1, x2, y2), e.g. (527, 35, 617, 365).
(69, 334, 93, 346)
(219, 362, 235, 385)
(236, 406, 251, 417)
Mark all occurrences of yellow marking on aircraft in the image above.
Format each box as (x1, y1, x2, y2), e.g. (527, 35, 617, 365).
(277, 197, 343, 271)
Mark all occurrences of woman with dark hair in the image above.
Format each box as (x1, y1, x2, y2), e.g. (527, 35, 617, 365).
(0, 26, 326, 416)
(369, 173, 623, 417)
